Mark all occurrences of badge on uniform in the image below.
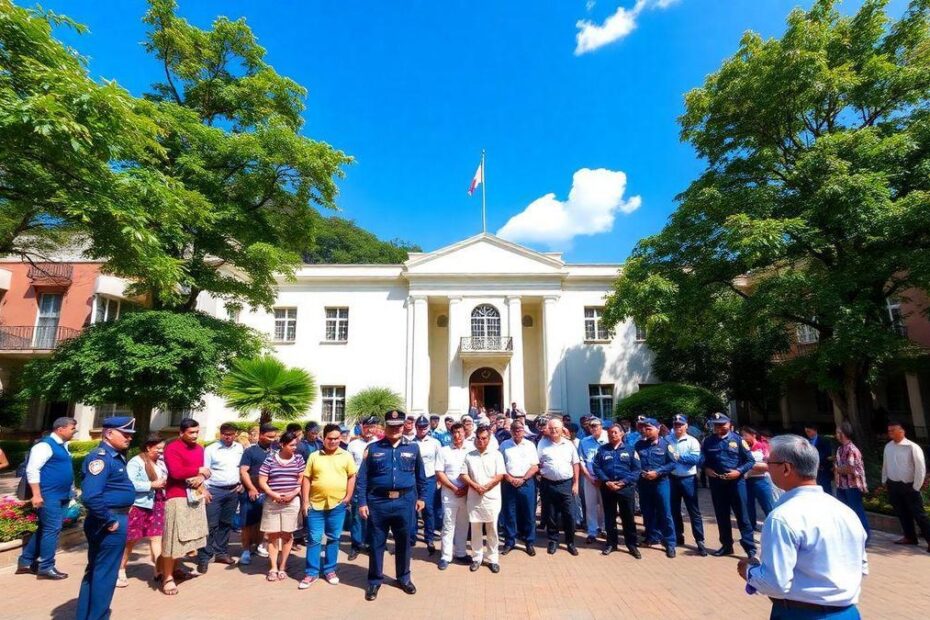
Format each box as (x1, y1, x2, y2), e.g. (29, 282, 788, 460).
(728, 441, 738, 449)
(88, 460, 105, 476)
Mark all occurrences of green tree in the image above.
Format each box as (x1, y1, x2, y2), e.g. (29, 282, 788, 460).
(21, 311, 263, 441)
(219, 355, 316, 426)
(344, 387, 404, 426)
(613, 383, 725, 423)
(606, 0, 930, 443)
(304, 212, 421, 264)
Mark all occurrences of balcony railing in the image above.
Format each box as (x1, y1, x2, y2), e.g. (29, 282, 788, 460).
(0, 325, 81, 351)
(461, 336, 513, 353)
(28, 263, 73, 284)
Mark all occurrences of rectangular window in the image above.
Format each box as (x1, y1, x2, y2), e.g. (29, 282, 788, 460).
(226, 304, 241, 323)
(273, 308, 297, 342)
(634, 322, 647, 341)
(320, 386, 346, 423)
(583, 307, 609, 341)
(324, 307, 349, 342)
(887, 297, 906, 336)
(588, 384, 614, 418)
(92, 295, 121, 324)
(796, 323, 819, 345)
(35, 293, 62, 348)
(92, 403, 132, 428)
(167, 408, 191, 427)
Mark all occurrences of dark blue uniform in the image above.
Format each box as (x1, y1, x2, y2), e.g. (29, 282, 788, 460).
(357, 437, 427, 587)
(593, 442, 641, 550)
(76, 441, 136, 620)
(808, 433, 834, 493)
(634, 436, 677, 549)
(702, 430, 756, 555)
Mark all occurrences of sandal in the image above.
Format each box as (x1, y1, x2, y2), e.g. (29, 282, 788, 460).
(266, 571, 278, 582)
(116, 576, 129, 588)
(161, 578, 179, 596)
(277, 571, 288, 581)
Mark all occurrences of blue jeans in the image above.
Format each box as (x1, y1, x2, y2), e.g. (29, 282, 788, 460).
(20, 497, 67, 571)
(770, 603, 859, 619)
(501, 478, 537, 546)
(670, 475, 704, 543)
(306, 503, 347, 576)
(746, 476, 776, 528)
(198, 486, 239, 562)
(835, 488, 871, 541)
(350, 488, 368, 550)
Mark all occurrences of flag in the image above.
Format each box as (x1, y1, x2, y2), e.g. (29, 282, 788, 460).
(468, 161, 483, 196)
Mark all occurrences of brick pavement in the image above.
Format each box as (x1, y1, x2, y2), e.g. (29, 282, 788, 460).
(2, 493, 929, 619)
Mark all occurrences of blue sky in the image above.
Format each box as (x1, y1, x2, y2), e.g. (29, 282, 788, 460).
(42, 0, 911, 263)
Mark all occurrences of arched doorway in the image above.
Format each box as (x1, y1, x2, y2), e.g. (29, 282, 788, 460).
(468, 367, 503, 413)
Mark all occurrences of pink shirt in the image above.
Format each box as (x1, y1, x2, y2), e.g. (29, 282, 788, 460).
(163, 439, 205, 500)
(836, 441, 867, 493)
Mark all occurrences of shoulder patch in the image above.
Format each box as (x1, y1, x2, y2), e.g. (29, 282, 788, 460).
(87, 459, 105, 476)
(742, 440, 751, 450)
(95, 448, 106, 455)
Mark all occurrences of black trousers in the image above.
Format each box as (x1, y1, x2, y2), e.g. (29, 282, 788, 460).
(887, 479, 930, 542)
(540, 478, 575, 545)
(600, 485, 637, 549)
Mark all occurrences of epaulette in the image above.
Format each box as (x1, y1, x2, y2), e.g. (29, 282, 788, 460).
(95, 448, 107, 455)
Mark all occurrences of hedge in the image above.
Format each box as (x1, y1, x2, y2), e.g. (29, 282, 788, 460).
(613, 383, 725, 423)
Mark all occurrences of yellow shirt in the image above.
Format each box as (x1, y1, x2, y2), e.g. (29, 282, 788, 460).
(304, 448, 358, 510)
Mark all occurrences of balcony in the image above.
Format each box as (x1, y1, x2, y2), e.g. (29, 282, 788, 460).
(28, 263, 73, 286)
(0, 325, 81, 353)
(460, 336, 513, 360)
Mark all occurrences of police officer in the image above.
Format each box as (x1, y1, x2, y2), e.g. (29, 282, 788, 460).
(76, 417, 137, 620)
(593, 421, 642, 559)
(634, 417, 677, 558)
(701, 412, 756, 558)
(357, 409, 427, 601)
(413, 415, 442, 555)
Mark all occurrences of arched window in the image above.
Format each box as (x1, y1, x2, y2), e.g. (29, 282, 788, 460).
(470, 304, 501, 338)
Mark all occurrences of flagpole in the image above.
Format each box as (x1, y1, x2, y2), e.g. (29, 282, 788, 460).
(481, 149, 487, 234)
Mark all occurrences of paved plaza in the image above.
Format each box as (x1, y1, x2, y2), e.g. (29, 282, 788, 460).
(2, 493, 929, 620)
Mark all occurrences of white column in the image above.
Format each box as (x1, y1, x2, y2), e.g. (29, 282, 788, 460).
(447, 296, 465, 416)
(906, 372, 927, 438)
(506, 296, 525, 413)
(542, 295, 565, 414)
(779, 394, 791, 429)
(411, 296, 430, 414)
(73, 403, 95, 440)
(404, 296, 415, 411)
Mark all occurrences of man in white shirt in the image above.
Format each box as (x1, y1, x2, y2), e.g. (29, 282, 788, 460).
(347, 416, 378, 560)
(577, 418, 607, 544)
(461, 416, 476, 449)
(738, 434, 867, 619)
(197, 422, 244, 573)
(435, 422, 470, 569)
(881, 421, 930, 550)
(413, 416, 443, 555)
(460, 426, 506, 573)
(668, 414, 707, 555)
(537, 418, 580, 556)
(499, 421, 539, 556)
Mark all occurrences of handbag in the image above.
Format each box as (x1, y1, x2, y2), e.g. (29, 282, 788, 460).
(15, 450, 32, 501)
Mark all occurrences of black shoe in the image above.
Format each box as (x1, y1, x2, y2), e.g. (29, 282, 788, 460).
(547, 541, 558, 555)
(666, 547, 676, 559)
(696, 543, 708, 557)
(426, 542, 436, 556)
(566, 544, 579, 556)
(196, 562, 209, 575)
(602, 545, 616, 556)
(453, 555, 471, 565)
(628, 547, 642, 560)
(585, 535, 596, 544)
(489, 563, 500, 574)
(676, 537, 685, 546)
(348, 548, 360, 561)
(746, 549, 757, 560)
(525, 544, 536, 557)
(437, 559, 449, 570)
(365, 584, 380, 601)
(712, 546, 734, 557)
(15, 564, 37, 575)
(401, 581, 417, 595)
(214, 554, 235, 565)
(893, 537, 918, 545)
(470, 561, 481, 572)
(36, 568, 68, 580)
(501, 544, 514, 556)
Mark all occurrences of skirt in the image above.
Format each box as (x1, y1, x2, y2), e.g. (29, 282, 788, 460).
(260, 495, 300, 534)
(162, 497, 208, 558)
(127, 497, 166, 542)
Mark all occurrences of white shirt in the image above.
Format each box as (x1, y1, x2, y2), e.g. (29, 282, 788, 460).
(747, 486, 868, 607)
(537, 437, 580, 481)
(578, 431, 607, 474)
(414, 435, 443, 477)
(25, 434, 69, 484)
(464, 434, 498, 452)
(881, 438, 927, 491)
(500, 438, 540, 478)
(461, 448, 506, 522)
(347, 437, 375, 468)
(669, 433, 702, 477)
(203, 440, 244, 488)
(435, 444, 470, 489)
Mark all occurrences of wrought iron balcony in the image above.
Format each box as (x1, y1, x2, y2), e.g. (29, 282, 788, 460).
(0, 325, 81, 351)
(460, 336, 513, 355)
(27, 263, 73, 285)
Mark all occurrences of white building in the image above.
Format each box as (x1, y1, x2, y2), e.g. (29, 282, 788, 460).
(192, 233, 655, 436)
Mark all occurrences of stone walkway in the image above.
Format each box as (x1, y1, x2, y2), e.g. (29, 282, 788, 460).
(1, 493, 928, 619)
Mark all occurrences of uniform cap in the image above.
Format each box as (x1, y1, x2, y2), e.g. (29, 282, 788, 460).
(415, 415, 430, 428)
(635, 415, 647, 425)
(641, 417, 659, 428)
(362, 415, 380, 426)
(384, 409, 407, 426)
(102, 416, 136, 434)
(709, 412, 731, 425)
(429, 414, 440, 421)
(672, 414, 688, 425)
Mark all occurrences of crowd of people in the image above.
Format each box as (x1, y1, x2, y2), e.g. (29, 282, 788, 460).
(9, 404, 930, 619)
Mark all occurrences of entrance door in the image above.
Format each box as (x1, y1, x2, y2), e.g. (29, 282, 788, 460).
(468, 367, 504, 413)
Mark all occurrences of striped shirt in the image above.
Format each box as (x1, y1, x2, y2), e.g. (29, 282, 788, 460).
(259, 452, 306, 493)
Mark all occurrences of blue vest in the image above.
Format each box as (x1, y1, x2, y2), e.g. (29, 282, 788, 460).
(39, 435, 74, 500)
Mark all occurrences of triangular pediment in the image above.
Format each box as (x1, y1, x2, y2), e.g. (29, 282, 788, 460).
(405, 233, 564, 276)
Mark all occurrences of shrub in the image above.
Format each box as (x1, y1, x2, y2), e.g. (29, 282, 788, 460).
(613, 383, 725, 424)
(345, 387, 404, 426)
(0, 497, 38, 542)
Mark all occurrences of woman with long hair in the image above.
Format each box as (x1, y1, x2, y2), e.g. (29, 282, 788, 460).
(118, 435, 167, 587)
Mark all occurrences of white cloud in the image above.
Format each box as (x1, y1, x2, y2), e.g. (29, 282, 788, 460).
(497, 168, 641, 247)
(574, 0, 680, 55)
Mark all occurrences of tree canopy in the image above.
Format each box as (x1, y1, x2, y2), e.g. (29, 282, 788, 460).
(344, 387, 404, 426)
(219, 355, 316, 425)
(605, 0, 930, 441)
(613, 383, 725, 423)
(303, 212, 420, 264)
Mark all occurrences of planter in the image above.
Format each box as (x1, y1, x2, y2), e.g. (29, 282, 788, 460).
(866, 510, 902, 536)
(0, 523, 87, 572)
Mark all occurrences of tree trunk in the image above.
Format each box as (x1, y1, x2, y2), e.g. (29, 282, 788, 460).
(828, 363, 871, 450)
(131, 401, 153, 446)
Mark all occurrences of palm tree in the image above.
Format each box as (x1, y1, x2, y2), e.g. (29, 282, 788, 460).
(345, 387, 404, 426)
(220, 356, 316, 425)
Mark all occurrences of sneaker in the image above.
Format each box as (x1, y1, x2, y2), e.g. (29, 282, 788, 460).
(298, 575, 317, 590)
(239, 550, 252, 565)
(324, 572, 340, 585)
(256, 543, 269, 557)
(116, 571, 129, 588)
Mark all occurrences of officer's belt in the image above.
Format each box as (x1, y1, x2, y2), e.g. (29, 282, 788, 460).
(769, 599, 852, 613)
(371, 488, 413, 499)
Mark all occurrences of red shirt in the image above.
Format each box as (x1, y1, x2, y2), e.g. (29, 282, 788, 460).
(163, 438, 205, 500)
